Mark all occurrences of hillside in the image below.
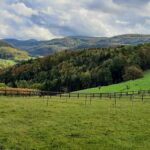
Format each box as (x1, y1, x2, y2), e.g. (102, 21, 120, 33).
(0, 40, 13, 47)
(0, 47, 30, 61)
(0, 43, 150, 91)
(5, 34, 150, 56)
(5, 37, 104, 56)
(78, 70, 150, 93)
(0, 41, 31, 69)
(0, 59, 16, 69)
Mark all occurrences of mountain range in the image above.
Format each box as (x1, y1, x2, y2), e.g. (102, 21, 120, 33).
(4, 34, 150, 56)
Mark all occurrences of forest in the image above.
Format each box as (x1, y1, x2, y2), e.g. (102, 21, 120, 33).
(0, 43, 150, 92)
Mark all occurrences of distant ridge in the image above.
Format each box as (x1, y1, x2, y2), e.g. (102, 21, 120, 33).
(4, 34, 150, 56)
(0, 40, 13, 47)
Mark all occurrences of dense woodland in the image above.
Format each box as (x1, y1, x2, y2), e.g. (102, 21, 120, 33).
(0, 43, 150, 92)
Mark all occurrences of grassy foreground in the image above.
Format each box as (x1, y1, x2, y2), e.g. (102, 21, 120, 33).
(78, 70, 150, 93)
(0, 96, 150, 150)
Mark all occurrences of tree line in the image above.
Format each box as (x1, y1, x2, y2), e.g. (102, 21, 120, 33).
(0, 43, 150, 92)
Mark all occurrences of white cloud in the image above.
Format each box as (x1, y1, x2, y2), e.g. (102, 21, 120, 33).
(116, 20, 129, 25)
(145, 19, 150, 25)
(20, 25, 57, 40)
(0, 10, 23, 24)
(0, 24, 10, 37)
(11, 2, 38, 17)
(0, 0, 149, 40)
(140, 2, 150, 16)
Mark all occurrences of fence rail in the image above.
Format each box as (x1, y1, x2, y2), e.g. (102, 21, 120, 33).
(0, 88, 150, 101)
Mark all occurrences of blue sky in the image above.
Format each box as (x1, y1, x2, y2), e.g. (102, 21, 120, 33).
(0, 0, 150, 40)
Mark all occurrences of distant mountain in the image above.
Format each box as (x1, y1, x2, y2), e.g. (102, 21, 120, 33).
(5, 34, 150, 56)
(5, 37, 104, 56)
(0, 40, 31, 69)
(0, 40, 13, 47)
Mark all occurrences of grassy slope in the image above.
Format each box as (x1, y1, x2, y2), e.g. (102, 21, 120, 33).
(0, 96, 149, 150)
(78, 70, 150, 93)
(0, 46, 31, 69)
(0, 59, 16, 69)
(0, 47, 30, 61)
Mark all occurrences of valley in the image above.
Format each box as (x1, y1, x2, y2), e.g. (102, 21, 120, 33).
(4, 34, 150, 56)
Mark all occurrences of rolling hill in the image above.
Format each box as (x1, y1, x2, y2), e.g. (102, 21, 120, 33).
(0, 40, 31, 69)
(5, 34, 150, 56)
(0, 40, 13, 47)
(0, 43, 150, 91)
(77, 70, 150, 93)
(0, 46, 30, 61)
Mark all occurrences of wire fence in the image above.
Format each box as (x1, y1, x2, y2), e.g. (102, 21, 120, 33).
(0, 88, 150, 102)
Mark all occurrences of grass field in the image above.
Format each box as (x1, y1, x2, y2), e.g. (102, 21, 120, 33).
(0, 96, 150, 150)
(78, 70, 150, 93)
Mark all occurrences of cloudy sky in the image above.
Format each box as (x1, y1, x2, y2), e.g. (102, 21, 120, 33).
(0, 0, 150, 40)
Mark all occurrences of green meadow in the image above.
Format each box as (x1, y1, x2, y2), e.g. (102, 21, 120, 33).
(78, 71, 150, 93)
(0, 96, 149, 150)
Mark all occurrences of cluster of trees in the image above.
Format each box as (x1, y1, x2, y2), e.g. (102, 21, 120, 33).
(0, 43, 150, 92)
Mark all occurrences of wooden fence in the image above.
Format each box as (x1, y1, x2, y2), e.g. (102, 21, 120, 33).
(0, 88, 40, 96)
(0, 88, 150, 101)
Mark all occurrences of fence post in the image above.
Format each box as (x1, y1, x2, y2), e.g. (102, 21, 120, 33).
(114, 93, 117, 107)
(130, 94, 132, 101)
(119, 93, 122, 99)
(85, 96, 87, 106)
(90, 95, 92, 104)
(141, 94, 144, 103)
(47, 96, 49, 106)
(126, 92, 128, 96)
(69, 92, 70, 98)
(4, 88, 6, 96)
(101, 93, 102, 99)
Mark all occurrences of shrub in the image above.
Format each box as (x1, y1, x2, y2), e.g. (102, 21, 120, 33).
(123, 66, 143, 81)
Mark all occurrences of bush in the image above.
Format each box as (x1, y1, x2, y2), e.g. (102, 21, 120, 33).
(15, 80, 29, 88)
(123, 66, 143, 81)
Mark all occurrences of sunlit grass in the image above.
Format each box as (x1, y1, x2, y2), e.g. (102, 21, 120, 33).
(78, 70, 150, 93)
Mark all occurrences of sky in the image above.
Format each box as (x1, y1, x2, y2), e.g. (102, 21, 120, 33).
(0, 0, 150, 40)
